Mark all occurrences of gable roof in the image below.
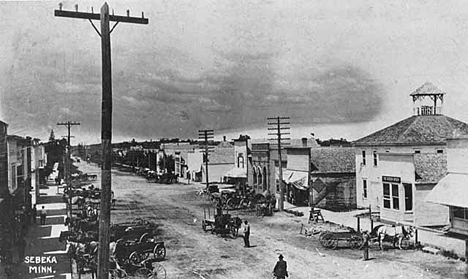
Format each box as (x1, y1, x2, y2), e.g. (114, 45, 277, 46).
(410, 82, 445, 96)
(209, 146, 234, 165)
(354, 115, 468, 146)
(310, 147, 355, 174)
(414, 153, 446, 183)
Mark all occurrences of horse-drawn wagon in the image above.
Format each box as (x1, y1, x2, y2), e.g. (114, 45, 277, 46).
(319, 230, 363, 249)
(201, 207, 242, 237)
(318, 224, 415, 250)
(111, 218, 159, 242)
(114, 238, 166, 265)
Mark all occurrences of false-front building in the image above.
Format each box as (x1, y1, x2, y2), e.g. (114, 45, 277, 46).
(354, 82, 468, 226)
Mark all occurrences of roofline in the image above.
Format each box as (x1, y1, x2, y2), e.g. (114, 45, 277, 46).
(353, 142, 446, 147)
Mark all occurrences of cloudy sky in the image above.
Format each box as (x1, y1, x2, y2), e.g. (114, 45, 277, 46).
(2, 0, 468, 144)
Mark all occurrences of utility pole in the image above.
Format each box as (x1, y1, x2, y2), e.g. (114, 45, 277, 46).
(267, 117, 290, 211)
(57, 121, 80, 219)
(198, 130, 214, 188)
(55, 3, 148, 279)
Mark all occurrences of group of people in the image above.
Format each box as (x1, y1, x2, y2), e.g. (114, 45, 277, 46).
(240, 220, 289, 278)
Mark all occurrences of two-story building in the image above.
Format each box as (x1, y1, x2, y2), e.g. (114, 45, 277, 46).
(354, 82, 468, 225)
(223, 137, 249, 191)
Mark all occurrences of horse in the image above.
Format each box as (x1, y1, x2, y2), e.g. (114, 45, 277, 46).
(66, 240, 98, 278)
(372, 224, 414, 250)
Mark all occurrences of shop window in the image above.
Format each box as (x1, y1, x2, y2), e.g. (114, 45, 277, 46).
(392, 184, 399, 210)
(404, 183, 413, 211)
(383, 183, 390, 209)
(373, 151, 378, 166)
(454, 207, 468, 220)
(362, 150, 366, 165)
(383, 183, 399, 210)
(253, 169, 257, 185)
(363, 179, 368, 199)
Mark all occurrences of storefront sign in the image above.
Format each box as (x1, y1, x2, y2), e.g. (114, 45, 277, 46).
(382, 176, 401, 183)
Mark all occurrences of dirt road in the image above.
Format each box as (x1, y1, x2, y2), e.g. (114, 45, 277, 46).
(76, 160, 468, 279)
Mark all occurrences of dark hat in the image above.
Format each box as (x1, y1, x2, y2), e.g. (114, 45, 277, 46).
(278, 254, 283, 259)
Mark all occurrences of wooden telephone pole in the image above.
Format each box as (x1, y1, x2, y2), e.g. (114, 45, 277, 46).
(267, 117, 290, 211)
(55, 3, 148, 278)
(198, 130, 214, 188)
(57, 121, 80, 219)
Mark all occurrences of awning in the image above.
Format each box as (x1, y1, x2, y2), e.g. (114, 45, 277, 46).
(224, 167, 247, 178)
(288, 171, 309, 191)
(276, 170, 293, 181)
(426, 173, 468, 208)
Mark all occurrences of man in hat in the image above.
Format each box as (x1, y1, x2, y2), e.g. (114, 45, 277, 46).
(273, 254, 288, 279)
(242, 220, 250, 247)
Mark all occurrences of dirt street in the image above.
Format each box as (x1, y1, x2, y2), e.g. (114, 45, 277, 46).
(75, 161, 468, 279)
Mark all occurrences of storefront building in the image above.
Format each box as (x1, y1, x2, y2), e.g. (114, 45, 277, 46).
(427, 137, 468, 234)
(354, 82, 468, 226)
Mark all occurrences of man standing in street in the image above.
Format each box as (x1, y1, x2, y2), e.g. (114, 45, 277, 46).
(40, 206, 47, 225)
(242, 220, 250, 247)
(32, 204, 37, 224)
(273, 254, 288, 279)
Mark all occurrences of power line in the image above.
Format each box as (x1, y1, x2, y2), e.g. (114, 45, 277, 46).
(54, 3, 148, 278)
(267, 116, 290, 211)
(198, 129, 214, 188)
(57, 121, 80, 220)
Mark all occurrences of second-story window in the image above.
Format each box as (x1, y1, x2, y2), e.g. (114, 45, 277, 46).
(362, 150, 366, 165)
(237, 153, 244, 168)
(373, 151, 378, 166)
(363, 179, 368, 199)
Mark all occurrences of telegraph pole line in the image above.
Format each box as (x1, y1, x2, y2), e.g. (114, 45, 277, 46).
(267, 117, 290, 211)
(57, 121, 80, 219)
(55, 3, 148, 279)
(198, 130, 214, 188)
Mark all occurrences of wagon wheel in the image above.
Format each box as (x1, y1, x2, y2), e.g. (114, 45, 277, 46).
(202, 221, 207, 232)
(109, 268, 127, 278)
(134, 267, 152, 278)
(230, 225, 238, 238)
(129, 251, 143, 265)
(226, 198, 235, 209)
(349, 235, 364, 249)
(151, 263, 167, 279)
(153, 244, 166, 260)
(319, 233, 337, 249)
(139, 232, 151, 243)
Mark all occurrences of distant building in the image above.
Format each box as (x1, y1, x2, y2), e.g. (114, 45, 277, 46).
(223, 137, 249, 190)
(284, 146, 356, 210)
(354, 82, 468, 225)
(200, 140, 235, 184)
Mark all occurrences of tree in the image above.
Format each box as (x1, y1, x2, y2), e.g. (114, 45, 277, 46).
(49, 129, 55, 142)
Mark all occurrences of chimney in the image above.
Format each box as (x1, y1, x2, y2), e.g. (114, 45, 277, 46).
(223, 136, 226, 142)
(301, 137, 308, 147)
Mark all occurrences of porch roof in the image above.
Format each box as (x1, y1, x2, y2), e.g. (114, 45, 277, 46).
(288, 171, 309, 190)
(224, 167, 247, 178)
(426, 173, 468, 208)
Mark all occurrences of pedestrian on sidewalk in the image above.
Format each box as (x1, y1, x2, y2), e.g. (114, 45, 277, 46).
(40, 206, 47, 225)
(31, 205, 37, 224)
(242, 220, 250, 247)
(273, 254, 288, 279)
